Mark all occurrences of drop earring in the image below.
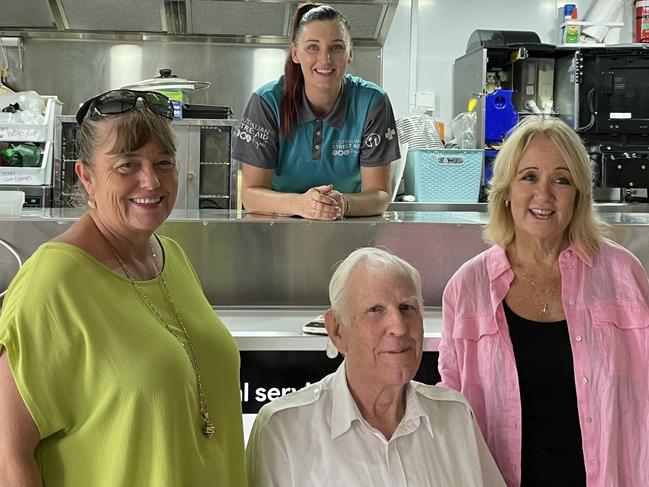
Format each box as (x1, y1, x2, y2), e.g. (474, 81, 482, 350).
(505, 199, 510, 208)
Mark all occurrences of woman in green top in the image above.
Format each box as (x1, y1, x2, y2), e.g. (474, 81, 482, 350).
(0, 90, 247, 486)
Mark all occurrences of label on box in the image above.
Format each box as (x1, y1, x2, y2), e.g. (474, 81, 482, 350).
(438, 156, 465, 165)
(0, 125, 47, 141)
(0, 169, 35, 184)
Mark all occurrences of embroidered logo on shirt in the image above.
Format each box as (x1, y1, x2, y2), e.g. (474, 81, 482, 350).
(364, 133, 381, 148)
(236, 117, 271, 149)
(331, 138, 361, 157)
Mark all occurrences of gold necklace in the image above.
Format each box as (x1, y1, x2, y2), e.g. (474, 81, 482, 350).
(515, 264, 561, 316)
(102, 233, 215, 439)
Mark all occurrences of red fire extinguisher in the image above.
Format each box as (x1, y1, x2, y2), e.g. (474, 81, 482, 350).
(636, 0, 649, 43)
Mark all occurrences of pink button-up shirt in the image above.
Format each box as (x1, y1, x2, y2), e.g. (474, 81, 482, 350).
(438, 239, 649, 487)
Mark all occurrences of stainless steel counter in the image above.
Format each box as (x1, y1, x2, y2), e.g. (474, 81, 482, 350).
(387, 202, 649, 213)
(2, 208, 649, 308)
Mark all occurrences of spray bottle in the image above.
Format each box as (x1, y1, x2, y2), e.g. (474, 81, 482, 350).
(563, 4, 581, 43)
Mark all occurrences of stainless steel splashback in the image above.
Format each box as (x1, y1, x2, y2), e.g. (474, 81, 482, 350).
(1, 37, 381, 119)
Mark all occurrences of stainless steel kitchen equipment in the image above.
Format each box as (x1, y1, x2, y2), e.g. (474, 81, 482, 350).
(121, 69, 211, 94)
(453, 32, 649, 202)
(0, 0, 391, 121)
(54, 116, 239, 210)
(0, 0, 397, 42)
(3, 208, 649, 307)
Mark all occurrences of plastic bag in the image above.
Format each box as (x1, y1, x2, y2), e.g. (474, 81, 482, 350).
(448, 111, 477, 149)
(0, 91, 46, 124)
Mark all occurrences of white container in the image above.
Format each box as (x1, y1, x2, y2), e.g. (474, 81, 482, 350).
(0, 97, 62, 142)
(0, 190, 25, 216)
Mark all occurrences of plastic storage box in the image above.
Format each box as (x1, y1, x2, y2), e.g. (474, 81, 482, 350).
(0, 97, 62, 142)
(0, 190, 25, 216)
(404, 149, 483, 202)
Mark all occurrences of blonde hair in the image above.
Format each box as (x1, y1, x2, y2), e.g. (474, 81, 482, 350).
(483, 116, 608, 258)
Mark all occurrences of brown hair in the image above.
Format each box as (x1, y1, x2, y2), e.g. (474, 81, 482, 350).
(75, 105, 176, 205)
(483, 116, 608, 258)
(281, 3, 351, 139)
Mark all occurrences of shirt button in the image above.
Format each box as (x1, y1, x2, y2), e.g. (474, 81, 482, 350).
(313, 388, 319, 394)
(566, 265, 573, 269)
(315, 144, 320, 150)
(591, 459, 599, 465)
(569, 299, 576, 305)
(564, 251, 572, 258)
(581, 377, 589, 384)
(575, 335, 583, 342)
(586, 416, 593, 423)
(316, 131, 321, 135)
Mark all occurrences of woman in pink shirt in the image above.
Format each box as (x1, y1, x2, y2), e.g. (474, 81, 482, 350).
(439, 116, 649, 487)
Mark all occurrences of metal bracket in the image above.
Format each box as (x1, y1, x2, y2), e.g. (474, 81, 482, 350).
(0, 36, 24, 73)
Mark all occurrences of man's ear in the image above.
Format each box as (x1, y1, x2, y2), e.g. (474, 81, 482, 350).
(325, 309, 348, 355)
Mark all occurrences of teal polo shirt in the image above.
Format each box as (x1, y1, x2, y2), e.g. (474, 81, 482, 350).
(232, 74, 400, 194)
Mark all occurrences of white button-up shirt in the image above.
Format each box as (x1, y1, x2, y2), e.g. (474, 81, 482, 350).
(246, 362, 505, 487)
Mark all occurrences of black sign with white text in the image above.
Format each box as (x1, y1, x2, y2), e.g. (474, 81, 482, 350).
(240, 351, 440, 414)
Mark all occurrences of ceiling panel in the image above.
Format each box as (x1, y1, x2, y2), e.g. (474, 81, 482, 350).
(190, 1, 289, 36)
(59, 0, 166, 32)
(0, 0, 56, 28)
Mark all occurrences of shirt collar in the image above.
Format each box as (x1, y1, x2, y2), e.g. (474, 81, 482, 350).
(399, 383, 435, 440)
(330, 361, 363, 439)
(564, 243, 593, 268)
(296, 76, 349, 130)
(486, 242, 593, 279)
(330, 361, 433, 440)
(486, 244, 512, 283)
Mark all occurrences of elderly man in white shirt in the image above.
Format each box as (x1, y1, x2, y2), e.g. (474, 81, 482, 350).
(246, 247, 505, 487)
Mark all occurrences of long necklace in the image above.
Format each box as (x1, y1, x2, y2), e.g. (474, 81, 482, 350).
(102, 233, 215, 438)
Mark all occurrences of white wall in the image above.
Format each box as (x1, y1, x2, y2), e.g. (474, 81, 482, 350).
(383, 0, 634, 123)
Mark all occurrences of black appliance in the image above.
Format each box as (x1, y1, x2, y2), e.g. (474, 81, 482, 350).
(575, 47, 649, 192)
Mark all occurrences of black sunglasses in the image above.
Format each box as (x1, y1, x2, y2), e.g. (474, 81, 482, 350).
(75, 89, 174, 125)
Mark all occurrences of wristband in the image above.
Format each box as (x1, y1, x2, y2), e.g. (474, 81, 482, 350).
(329, 190, 350, 217)
(340, 193, 350, 217)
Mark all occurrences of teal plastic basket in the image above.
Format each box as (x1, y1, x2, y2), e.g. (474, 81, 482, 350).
(404, 149, 483, 202)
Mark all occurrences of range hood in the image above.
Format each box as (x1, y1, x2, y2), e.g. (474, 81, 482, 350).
(0, 0, 398, 45)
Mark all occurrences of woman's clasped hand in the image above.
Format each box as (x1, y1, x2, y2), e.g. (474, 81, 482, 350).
(298, 184, 344, 220)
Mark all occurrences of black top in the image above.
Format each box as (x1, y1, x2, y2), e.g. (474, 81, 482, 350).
(504, 301, 586, 487)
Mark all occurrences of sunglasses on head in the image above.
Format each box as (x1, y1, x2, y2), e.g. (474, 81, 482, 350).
(75, 89, 174, 125)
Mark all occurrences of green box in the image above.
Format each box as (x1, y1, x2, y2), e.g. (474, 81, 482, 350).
(159, 90, 186, 103)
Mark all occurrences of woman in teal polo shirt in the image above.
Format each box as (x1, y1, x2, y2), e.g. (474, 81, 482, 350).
(232, 3, 400, 220)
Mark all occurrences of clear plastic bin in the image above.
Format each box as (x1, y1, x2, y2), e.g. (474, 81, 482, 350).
(0, 190, 25, 216)
(0, 97, 62, 142)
